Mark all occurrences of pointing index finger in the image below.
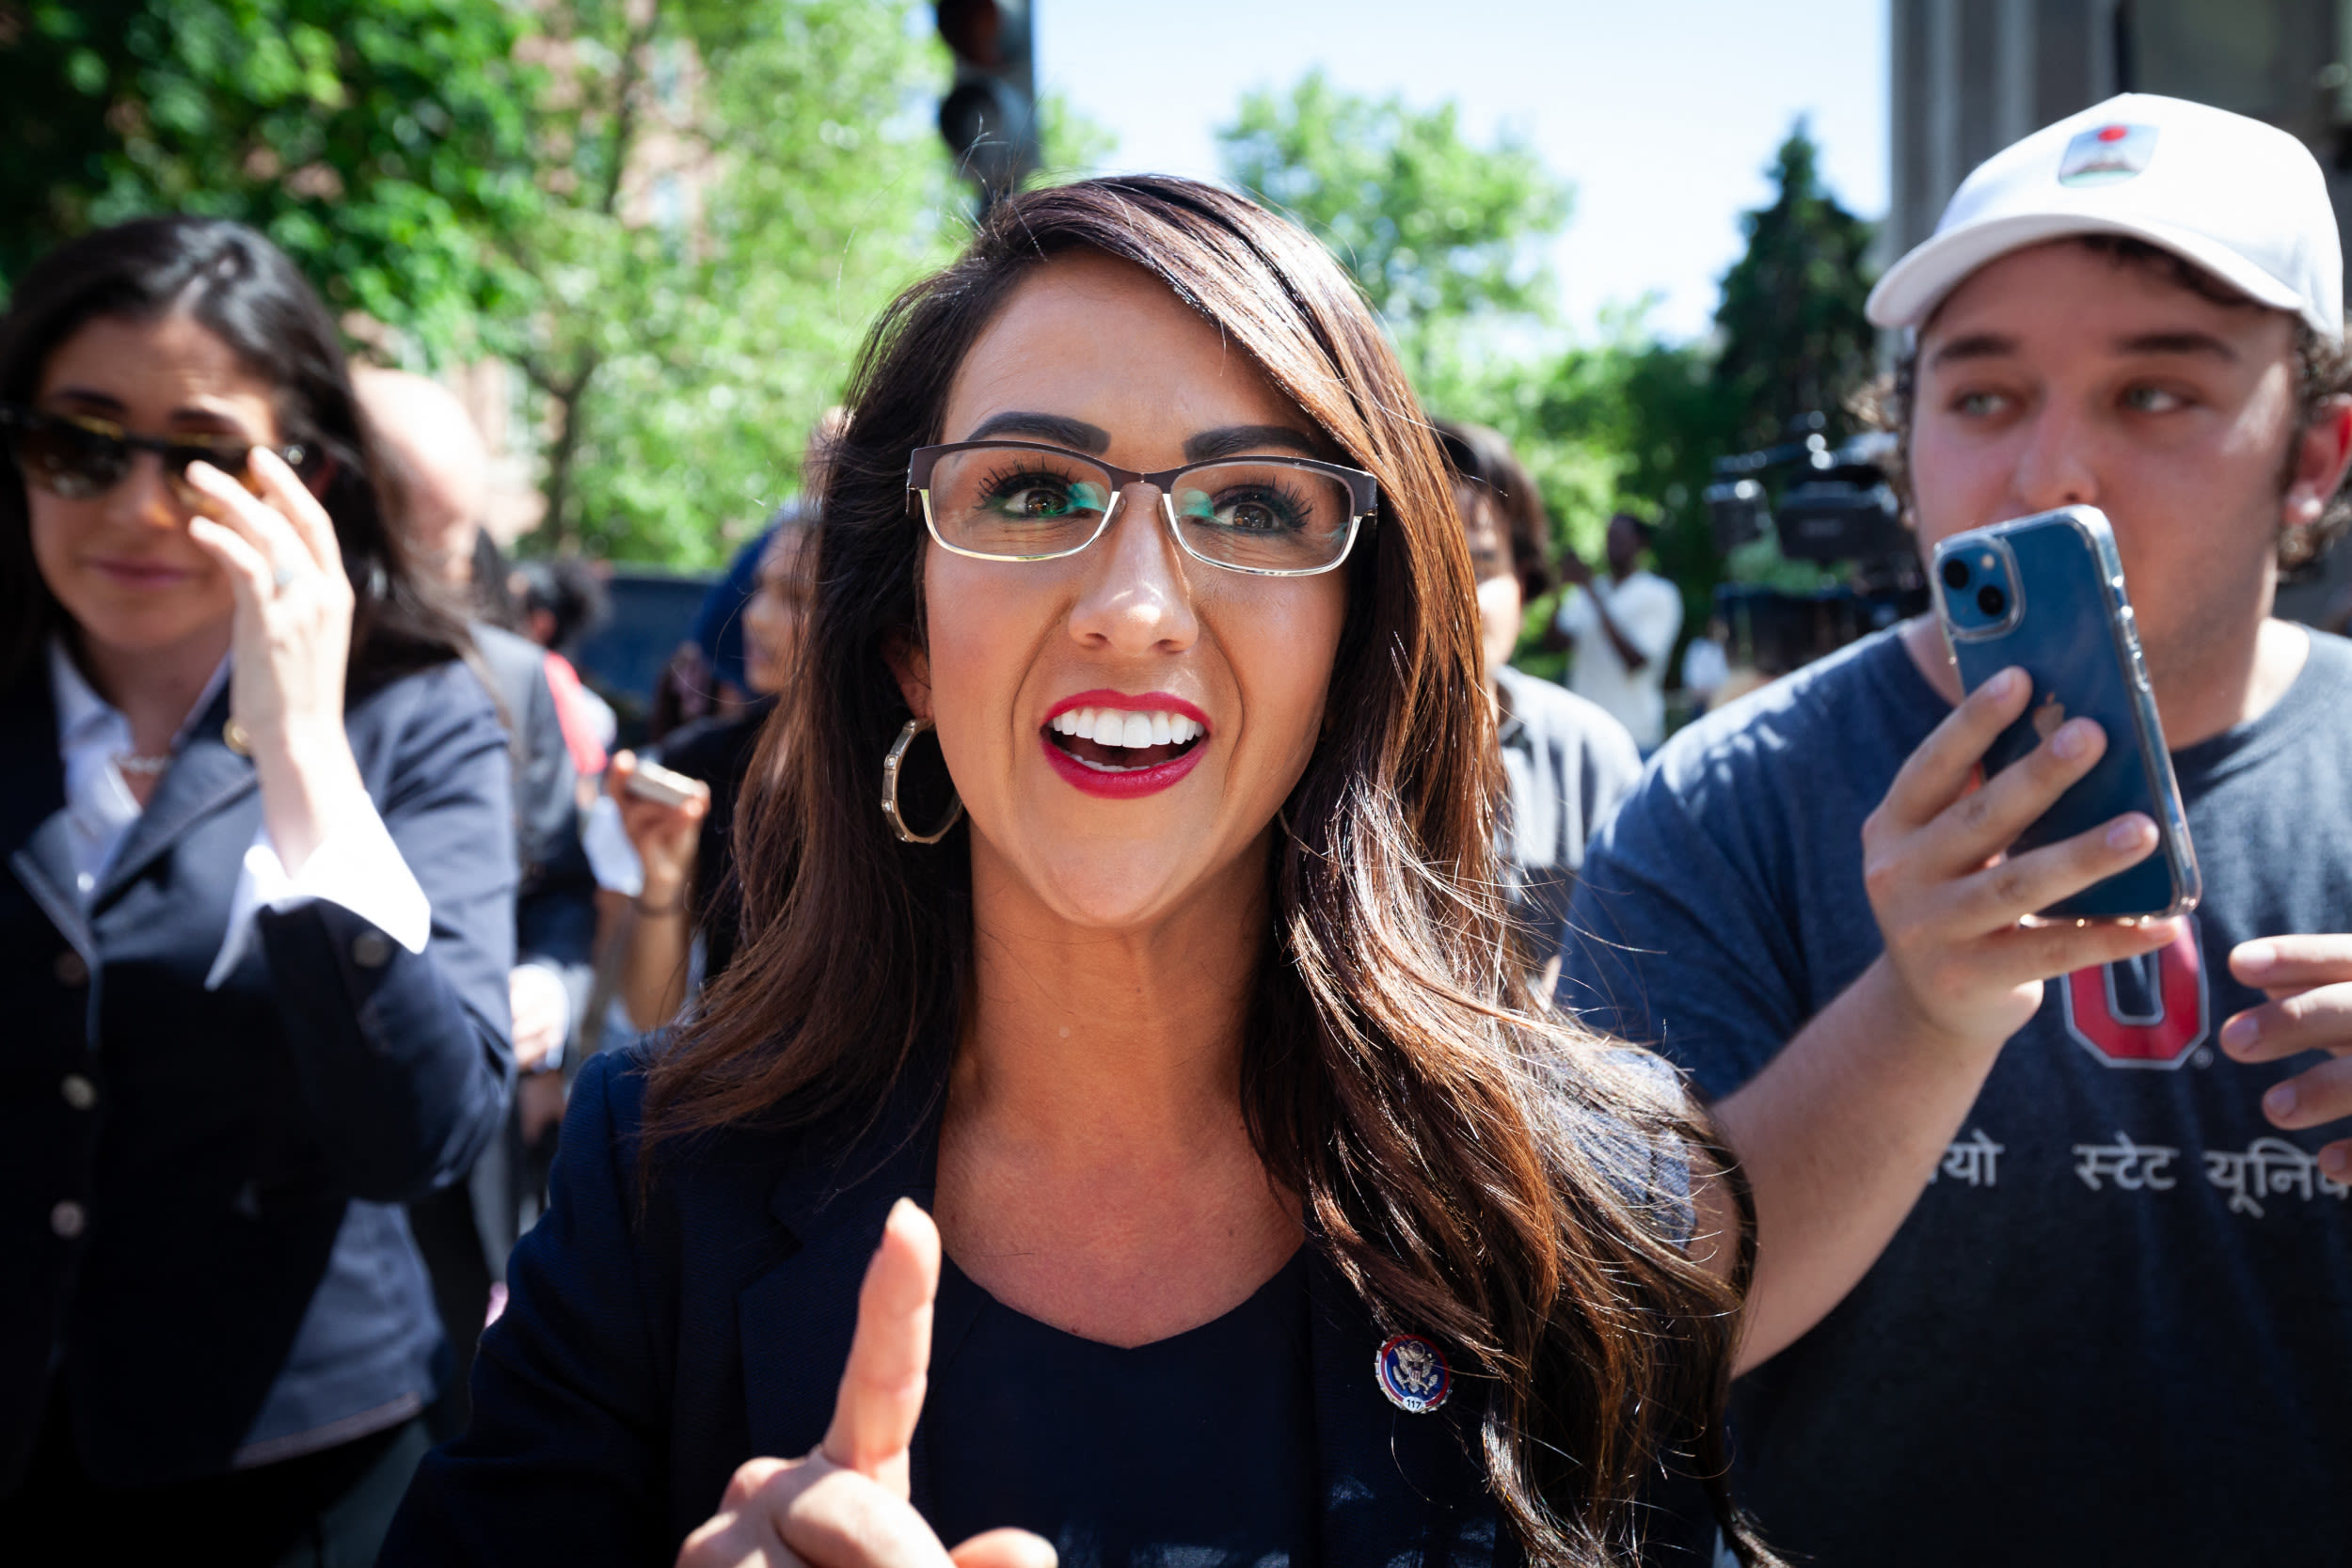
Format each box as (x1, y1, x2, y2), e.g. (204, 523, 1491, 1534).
(821, 1197, 940, 1497)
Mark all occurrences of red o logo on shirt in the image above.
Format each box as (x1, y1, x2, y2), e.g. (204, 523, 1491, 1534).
(2059, 921, 2208, 1069)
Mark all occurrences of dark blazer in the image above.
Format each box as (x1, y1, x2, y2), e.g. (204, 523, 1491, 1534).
(385, 1047, 1530, 1567)
(1, 656, 516, 1492)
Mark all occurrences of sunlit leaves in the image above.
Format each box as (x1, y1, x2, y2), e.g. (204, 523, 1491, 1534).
(1219, 69, 1570, 384)
(1212, 79, 1873, 665)
(507, 0, 962, 564)
(0, 0, 544, 356)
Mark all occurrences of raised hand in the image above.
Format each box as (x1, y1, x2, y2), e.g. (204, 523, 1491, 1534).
(607, 752, 709, 906)
(183, 447, 368, 875)
(675, 1200, 1054, 1568)
(2223, 936, 2352, 1180)
(1861, 664, 2185, 1054)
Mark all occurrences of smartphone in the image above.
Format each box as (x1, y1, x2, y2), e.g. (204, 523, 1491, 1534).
(1931, 506, 2199, 922)
(622, 757, 701, 809)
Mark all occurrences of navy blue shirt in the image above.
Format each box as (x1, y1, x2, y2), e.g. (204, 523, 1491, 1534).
(923, 1249, 1319, 1568)
(1562, 626, 2352, 1566)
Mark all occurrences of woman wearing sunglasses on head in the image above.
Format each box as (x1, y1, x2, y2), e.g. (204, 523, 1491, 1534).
(0, 217, 515, 1560)
(387, 179, 1772, 1568)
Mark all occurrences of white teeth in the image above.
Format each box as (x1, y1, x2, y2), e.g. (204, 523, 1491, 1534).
(1050, 705, 1207, 750)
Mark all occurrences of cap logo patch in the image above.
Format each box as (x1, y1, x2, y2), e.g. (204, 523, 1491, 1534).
(2058, 122, 2158, 186)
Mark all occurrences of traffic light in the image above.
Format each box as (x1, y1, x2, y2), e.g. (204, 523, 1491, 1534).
(936, 0, 1036, 207)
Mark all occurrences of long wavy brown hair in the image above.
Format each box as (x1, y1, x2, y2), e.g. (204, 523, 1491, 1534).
(645, 176, 1769, 1566)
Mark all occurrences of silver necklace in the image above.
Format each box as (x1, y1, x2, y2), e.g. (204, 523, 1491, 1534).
(115, 751, 172, 777)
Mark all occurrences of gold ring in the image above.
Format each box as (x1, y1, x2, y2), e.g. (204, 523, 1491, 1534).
(222, 720, 251, 756)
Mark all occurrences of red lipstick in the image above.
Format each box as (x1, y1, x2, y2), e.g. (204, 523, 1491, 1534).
(1040, 689, 1213, 800)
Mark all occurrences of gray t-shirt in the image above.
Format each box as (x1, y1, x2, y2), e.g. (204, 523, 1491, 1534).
(1493, 663, 1642, 962)
(1561, 626, 2352, 1567)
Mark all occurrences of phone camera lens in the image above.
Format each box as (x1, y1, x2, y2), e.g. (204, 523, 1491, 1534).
(1941, 559, 1971, 591)
(1977, 585, 2007, 618)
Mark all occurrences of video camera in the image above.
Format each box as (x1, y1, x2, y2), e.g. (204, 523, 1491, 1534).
(1701, 414, 1927, 675)
(1703, 415, 1913, 573)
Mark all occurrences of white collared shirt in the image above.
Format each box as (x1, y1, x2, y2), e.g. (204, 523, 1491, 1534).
(46, 639, 431, 988)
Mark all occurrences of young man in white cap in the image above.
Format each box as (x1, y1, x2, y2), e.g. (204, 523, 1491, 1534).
(1562, 95, 2352, 1563)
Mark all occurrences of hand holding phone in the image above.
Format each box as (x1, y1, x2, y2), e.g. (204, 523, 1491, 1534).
(622, 756, 702, 809)
(1931, 507, 2200, 922)
(1857, 654, 2190, 1058)
(607, 751, 709, 899)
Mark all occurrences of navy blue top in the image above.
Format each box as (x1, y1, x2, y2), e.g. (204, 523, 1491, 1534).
(382, 1050, 1543, 1566)
(925, 1248, 1319, 1567)
(384, 1046, 1713, 1565)
(1560, 628, 2352, 1566)
(3, 657, 516, 1491)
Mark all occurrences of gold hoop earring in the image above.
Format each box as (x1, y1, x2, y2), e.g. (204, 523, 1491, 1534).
(882, 717, 963, 845)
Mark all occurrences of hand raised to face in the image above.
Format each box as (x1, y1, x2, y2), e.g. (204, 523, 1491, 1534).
(181, 445, 373, 875)
(675, 1200, 1055, 1568)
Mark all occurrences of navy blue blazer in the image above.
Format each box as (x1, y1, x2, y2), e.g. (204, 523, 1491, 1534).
(1, 656, 517, 1491)
(386, 1047, 1542, 1567)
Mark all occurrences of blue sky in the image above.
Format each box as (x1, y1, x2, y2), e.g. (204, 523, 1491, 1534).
(1032, 0, 1887, 342)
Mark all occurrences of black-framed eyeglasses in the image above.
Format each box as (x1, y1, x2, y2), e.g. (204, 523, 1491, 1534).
(0, 404, 308, 505)
(906, 440, 1378, 578)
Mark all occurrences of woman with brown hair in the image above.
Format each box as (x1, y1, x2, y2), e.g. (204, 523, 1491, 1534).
(387, 177, 1769, 1568)
(0, 216, 515, 1561)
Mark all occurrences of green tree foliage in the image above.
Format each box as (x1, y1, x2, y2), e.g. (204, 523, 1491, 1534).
(0, 0, 541, 352)
(1034, 91, 1118, 182)
(500, 0, 959, 562)
(1218, 71, 1570, 387)
(1, 0, 963, 565)
(1216, 73, 1723, 659)
(1214, 85, 1881, 678)
(1713, 120, 1877, 449)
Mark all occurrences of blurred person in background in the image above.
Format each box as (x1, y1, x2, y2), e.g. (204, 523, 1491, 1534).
(600, 506, 815, 1032)
(513, 556, 615, 774)
(1563, 96, 2352, 1564)
(514, 555, 608, 659)
(0, 216, 514, 1560)
(386, 176, 1772, 1568)
(1678, 614, 1731, 717)
(1438, 419, 1641, 994)
(357, 368, 596, 1432)
(678, 408, 850, 728)
(1438, 418, 1558, 612)
(1552, 509, 1682, 752)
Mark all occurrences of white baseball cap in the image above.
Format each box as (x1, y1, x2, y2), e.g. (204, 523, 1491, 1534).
(1867, 93, 2344, 339)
